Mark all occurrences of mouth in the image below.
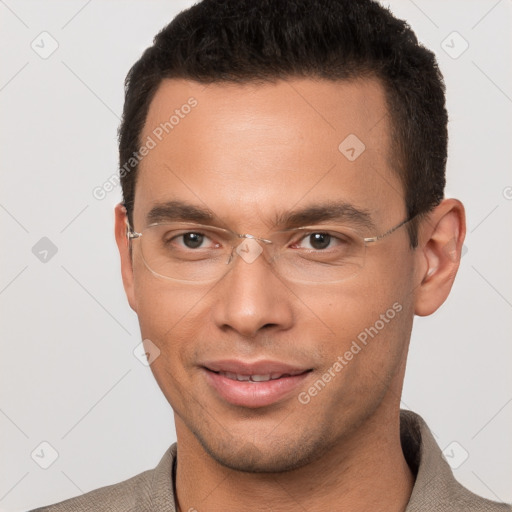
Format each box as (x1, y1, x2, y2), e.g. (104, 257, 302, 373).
(212, 369, 308, 382)
(201, 360, 313, 408)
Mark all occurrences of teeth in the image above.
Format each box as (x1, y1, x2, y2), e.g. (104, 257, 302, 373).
(215, 370, 307, 382)
(250, 374, 272, 382)
(218, 371, 282, 382)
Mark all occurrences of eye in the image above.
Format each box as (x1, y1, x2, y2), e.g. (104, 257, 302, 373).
(305, 233, 331, 250)
(180, 232, 206, 249)
(170, 231, 219, 250)
(296, 232, 341, 251)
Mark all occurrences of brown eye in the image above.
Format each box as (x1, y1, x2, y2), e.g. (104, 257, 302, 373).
(309, 233, 331, 250)
(181, 232, 204, 249)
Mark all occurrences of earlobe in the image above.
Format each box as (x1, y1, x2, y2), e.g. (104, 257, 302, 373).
(414, 199, 466, 316)
(114, 203, 138, 313)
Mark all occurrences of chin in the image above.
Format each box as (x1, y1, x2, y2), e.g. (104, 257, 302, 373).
(195, 428, 329, 474)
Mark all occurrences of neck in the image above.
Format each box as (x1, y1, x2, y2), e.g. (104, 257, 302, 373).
(174, 406, 415, 512)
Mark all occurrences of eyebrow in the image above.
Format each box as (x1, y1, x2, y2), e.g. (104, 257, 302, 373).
(273, 202, 375, 231)
(146, 200, 217, 225)
(145, 200, 375, 231)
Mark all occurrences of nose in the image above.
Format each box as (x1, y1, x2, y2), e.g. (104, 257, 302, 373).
(212, 240, 295, 338)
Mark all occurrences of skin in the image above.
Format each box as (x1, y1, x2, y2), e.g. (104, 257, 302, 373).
(114, 78, 465, 511)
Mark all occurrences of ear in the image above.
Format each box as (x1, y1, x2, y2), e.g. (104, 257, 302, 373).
(414, 198, 466, 316)
(114, 203, 137, 312)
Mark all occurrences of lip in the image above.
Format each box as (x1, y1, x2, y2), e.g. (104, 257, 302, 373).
(202, 359, 312, 408)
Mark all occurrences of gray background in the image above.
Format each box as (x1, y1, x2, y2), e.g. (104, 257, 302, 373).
(0, 0, 511, 510)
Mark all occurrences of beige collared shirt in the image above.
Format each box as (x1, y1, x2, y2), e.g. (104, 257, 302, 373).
(31, 410, 512, 511)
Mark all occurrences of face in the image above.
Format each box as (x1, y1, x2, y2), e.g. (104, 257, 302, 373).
(117, 77, 420, 473)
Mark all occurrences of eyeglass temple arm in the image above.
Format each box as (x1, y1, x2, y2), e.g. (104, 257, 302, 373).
(125, 218, 141, 240)
(363, 216, 414, 244)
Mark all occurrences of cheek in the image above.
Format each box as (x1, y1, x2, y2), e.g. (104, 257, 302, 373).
(310, 263, 414, 374)
(301, 287, 412, 423)
(132, 264, 213, 359)
(133, 275, 216, 407)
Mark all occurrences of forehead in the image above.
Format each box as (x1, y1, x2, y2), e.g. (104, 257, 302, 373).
(134, 77, 404, 230)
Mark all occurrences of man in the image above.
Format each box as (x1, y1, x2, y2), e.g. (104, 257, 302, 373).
(31, 0, 511, 510)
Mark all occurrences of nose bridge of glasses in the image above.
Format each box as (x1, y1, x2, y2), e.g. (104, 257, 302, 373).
(229, 233, 274, 265)
(237, 233, 273, 244)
